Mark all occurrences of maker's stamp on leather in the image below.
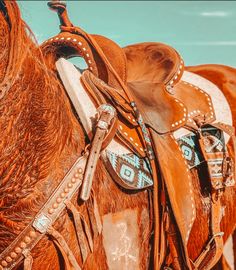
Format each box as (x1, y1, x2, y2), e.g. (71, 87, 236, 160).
(102, 209, 140, 270)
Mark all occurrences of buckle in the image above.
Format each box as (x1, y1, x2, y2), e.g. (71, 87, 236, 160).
(33, 213, 52, 234)
(223, 156, 234, 177)
(222, 156, 235, 187)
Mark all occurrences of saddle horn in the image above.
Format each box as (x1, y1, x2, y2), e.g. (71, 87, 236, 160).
(43, 0, 128, 90)
(47, 0, 73, 27)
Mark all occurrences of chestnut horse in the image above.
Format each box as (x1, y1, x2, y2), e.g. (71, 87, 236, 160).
(0, 1, 235, 269)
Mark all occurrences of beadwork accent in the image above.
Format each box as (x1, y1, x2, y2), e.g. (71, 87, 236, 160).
(106, 151, 153, 189)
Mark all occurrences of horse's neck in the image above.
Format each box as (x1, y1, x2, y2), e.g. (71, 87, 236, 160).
(0, 45, 85, 211)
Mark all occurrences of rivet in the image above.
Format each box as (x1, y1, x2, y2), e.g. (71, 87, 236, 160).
(29, 231, 36, 238)
(10, 252, 17, 259)
(5, 257, 12, 263)
(55, 37, 59, 40)
(24, 236, 31, 244)
(60, 192, 66, 198)
(78, 168, 83, 174)
(56, 197, 62, 203)
(64, 188, 69, 193)
(48, 208, 54, 214)
(74, 173, 80, 179)
(15, 247, 22, 254)
(1, 261, 7, 267)
(78, 42, 82, 46)
(73, 38, 77, 42)
(82, 47, 86, 51)
(68, 183, 72, 188)
(53, 203, 58, 209)
(20, 242, 26, 249)
(67, 37, 71, 40)
(71, 178, 76, 184)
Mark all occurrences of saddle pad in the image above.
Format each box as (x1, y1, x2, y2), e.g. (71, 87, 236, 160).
(178, 126, 225, 169)
(178, 125, 235, 189)
(104, 151, 153, 190)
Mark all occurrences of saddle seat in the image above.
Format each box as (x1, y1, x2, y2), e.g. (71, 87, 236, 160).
(122, 42, 215, 135)
(124, 42, 184, 86)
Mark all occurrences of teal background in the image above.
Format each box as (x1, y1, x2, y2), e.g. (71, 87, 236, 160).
(18, 1, 236, 67)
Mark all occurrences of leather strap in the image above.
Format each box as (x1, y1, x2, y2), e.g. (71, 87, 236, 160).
(48, 226, 81, 270)
(149, 159, 160, 268)
(150, 130, 195, 270)
(23, 250, 33, 270)
(193, 191, 224, 269)
(0, 155, 87, 270)
(65, 201, 90, 262)
(192, 122, 233, 269)
(80, 104, 116, 200)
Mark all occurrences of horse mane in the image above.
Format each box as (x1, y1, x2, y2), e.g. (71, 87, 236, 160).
(0, 1, 85, 250)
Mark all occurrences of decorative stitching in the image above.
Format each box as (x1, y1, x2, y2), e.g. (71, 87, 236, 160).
(183, 81, 215, 120)
(167, 58, 184, 87)
(42, 36, 94, 71)
(171, 98, 186, 128)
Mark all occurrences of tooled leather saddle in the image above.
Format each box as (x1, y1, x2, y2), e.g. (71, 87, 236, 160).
(41, 2, 235, 269)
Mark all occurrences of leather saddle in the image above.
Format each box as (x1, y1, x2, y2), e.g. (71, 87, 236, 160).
(41, 2, 235, 269)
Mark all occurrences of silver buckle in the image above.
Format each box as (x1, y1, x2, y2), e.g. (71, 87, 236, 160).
(33, 213, 52, 234)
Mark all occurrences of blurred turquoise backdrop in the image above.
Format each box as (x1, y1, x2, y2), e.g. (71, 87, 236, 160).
(18, 1, 236, 67)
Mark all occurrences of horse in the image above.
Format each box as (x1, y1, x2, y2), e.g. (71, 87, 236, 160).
(0, 1, 235, 269)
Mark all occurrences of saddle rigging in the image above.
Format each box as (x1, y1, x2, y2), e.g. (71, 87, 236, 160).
(0, 1, 235, 270)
